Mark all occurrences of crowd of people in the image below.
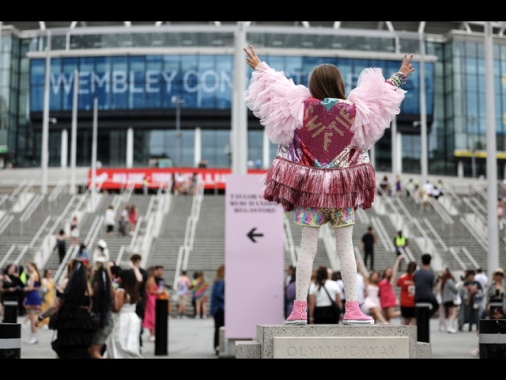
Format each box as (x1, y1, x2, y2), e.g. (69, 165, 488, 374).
(283, 252, 506, 346)
(0, 241, 225, 359)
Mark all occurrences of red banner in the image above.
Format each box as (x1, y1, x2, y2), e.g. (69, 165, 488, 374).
(87, 168, 267, 191)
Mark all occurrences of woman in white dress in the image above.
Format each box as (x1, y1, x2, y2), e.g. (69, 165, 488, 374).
(105, 268, 143, 358)
(357, 257, 389, 324)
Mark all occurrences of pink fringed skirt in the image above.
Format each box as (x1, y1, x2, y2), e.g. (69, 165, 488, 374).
(262, 157, 376, 212)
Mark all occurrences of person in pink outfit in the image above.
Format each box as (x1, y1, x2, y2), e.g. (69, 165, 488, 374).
(142, 266, 160, 342)
(244, 45, 415, 325)
(378, 255, 403, 323)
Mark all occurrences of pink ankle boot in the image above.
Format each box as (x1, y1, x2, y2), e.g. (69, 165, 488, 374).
(285, 300, 308, 325)
(343, 301, 374, 325)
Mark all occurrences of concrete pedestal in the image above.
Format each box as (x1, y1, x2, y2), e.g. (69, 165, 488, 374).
(235, 324, 431, 359)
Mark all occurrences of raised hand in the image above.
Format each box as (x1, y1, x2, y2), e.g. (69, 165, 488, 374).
(399, 54, 415, 77)
(244, 44, 261, 70)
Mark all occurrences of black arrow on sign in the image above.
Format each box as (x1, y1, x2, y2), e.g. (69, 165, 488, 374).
(247, 227, 264, 243)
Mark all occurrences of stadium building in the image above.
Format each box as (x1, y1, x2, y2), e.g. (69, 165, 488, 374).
(0, 21, 505, 189)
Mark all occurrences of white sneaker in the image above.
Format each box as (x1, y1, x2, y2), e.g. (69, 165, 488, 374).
(447, 328, 457, 334)
(26, 336, 38, 345)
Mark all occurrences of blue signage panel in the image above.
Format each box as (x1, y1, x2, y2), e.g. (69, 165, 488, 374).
(29, 54, 433, 116)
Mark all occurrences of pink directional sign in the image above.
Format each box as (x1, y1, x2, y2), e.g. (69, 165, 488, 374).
(225, 174, 285, 339)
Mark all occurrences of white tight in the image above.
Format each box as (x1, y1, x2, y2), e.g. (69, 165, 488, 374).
(295, 225, 357, 302)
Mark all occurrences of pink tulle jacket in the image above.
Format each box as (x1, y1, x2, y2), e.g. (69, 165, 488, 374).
(244, 62, 407, 212)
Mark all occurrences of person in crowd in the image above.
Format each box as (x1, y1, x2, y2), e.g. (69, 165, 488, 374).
(459, 269, 484, 332)
(154, 265, 168, 291)
(1, 263, 24, 323)
(38, 268, 56, 329)
(69, 215, 80, 246)
(413, 253, 439, 318)
(129, 253, 148, 347)
(357, 258, 389, 324)
(176, 270, 192, 318)
(143, 176, 149, 195)
(361, 226, 376, 271)
(92, 239, 110, 265)
(378, 255, 403, 323)
(77, 242, 90, 266)
(17, 265, 28, 316)
(308, 266, 342, 324)
(498, 197, 505, 230)
(440, 267, 460, 333)
(405, 178, 414, 198)
(475, 267, 489, 314)
(380, 175, 391, 196)
(55, 228, 67, 264)
(193, 271, 210, 318)
(243, 44, 414, 326)
(109, 265, 122, 290)
(285, 268, 297, 319)
(394, 175, 403, 197)
(22, 261, 42, 344)
(210, 264, 225, 356)
(104, 268, 143, 358)
(39, 259, 96, 359)
(420, 185, 431, 212)
(119, 205, 129, 236)
(105, 204, 115, 236)
(396, 261, 417, 325)
(393, 230, 408, 265)
(190, 271, 200, 318)
(88, 260, 115, 359)
(483, 267, 506, 319)
(0, 273, 3, 317)
(143, 266, 161, 342)
(129, 204, 138, 235)
(332, 271, 346, 314)
(189, 172, 199, 195)
(431, 186, 442, 200)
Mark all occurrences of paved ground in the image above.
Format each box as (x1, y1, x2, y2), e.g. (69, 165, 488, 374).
(14, 315, 479, 359)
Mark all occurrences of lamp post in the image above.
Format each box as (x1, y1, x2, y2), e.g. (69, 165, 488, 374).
(171, 95, 184, 166)
(471, 146, 476, 179)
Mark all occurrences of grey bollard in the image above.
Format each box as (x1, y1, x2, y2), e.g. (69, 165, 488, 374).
(2, 300, 18, 324)
(155, 298, 168, 356)
(0, 323, 21, 359)
(415, 302, 432, 343)
(479, 318, 506, 359)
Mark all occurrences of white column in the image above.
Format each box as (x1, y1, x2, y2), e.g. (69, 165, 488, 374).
(395, 132, 403, 174)
(457, 160, 464, 178)
(391, 117, 397, 174)
(484, 22, 499, 276)
(41, 31, 51, 194)
(231, 22, 248, 174)
(419, 32, 428, 185)
(126, 127, 133, 168)
(60, 129, 68, 168)
(91, 98, 98, 191)
(194, 127, 201, 167)
(70, 68, 78, 195)
(262, 130, 270, 170)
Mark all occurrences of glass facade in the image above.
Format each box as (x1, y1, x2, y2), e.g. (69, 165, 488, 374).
(29, 54, 432, 115)
(1, 25, 506, 179)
